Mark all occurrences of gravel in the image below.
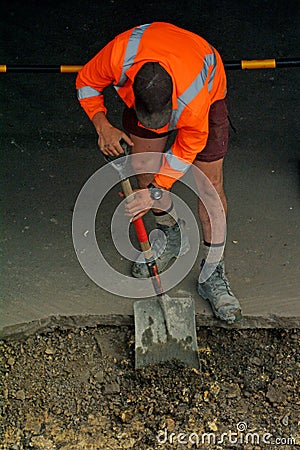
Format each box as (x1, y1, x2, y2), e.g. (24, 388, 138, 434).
(1, 326, 299, 449)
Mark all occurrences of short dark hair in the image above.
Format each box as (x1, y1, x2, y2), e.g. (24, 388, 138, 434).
(133, 62, 172, 129)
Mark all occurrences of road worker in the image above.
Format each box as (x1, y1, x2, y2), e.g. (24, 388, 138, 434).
(76, 22, 242, 323)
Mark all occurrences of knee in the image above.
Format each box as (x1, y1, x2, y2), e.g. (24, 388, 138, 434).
(198, 175, 224, 200)
(131, 156, 146, 173)
(131, 153, 160, 175)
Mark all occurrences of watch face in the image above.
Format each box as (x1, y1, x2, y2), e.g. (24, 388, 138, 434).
(148, 184, 163, 200)
(152, 188, 162, 200)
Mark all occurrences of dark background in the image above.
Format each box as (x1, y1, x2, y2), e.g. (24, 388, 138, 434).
(1, 0, 299, 333)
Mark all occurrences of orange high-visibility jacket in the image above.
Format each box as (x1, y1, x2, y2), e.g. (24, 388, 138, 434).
(76, 22, 227, 189)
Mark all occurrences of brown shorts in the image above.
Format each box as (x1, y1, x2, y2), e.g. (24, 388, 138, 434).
(122, 98, 229, 162)
(195, 98, 229, 162)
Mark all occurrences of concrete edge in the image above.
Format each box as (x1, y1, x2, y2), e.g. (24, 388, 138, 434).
(1, 313, 299, 340)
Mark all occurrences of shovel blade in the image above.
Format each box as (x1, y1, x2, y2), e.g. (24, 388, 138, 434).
(134, 296, 200, 370)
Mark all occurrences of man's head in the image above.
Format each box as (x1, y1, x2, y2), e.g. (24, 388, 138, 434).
(133, 62, 172, 130)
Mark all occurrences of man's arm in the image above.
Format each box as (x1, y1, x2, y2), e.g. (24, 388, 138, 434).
(76, 40, 133, 155)
(92, 111, 133, 156)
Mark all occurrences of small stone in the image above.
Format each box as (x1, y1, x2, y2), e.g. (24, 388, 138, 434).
(87, 413, 96, 425)
(251, 356, 262, 366)
(208, 420, 218, 432)
(30, 436, 55, 449)
(222, 382, 241, 399)
(45, 347, 55, 355)
(203, 390, 209, 402)
(103, 381, 120, 395)
(94, 370, 105, 383)
(15, 390, 26, 401)
(122, 437, 136, 448)
(209, 382, 220, 396)
(7, 357, 15, 366)
(24, 413, 43, 433)
(281, 413, 289, 426)
(266, 379, 288, 404)
(165, 417, 175, 430)
(244, 391, 252, 398)
(121, 410, 133, 423)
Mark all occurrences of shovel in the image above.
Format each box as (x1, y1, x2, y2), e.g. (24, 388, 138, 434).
(106, 141, 200, 370)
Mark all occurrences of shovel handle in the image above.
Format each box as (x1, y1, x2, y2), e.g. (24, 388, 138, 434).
(120, 178, 134, 198)
(132, 218, 149, 245)
(120, 178, 163, 295)
(120, 179, 150, 247)
(106, 149, 164, 296)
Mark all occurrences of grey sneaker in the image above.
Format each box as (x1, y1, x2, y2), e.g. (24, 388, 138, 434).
(197, 259, 242, 324)
(131, 218, 190, 278)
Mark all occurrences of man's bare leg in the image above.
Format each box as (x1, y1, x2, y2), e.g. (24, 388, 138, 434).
(129, 134, 168, 189)
(192, 158, 242, 323)
(192, 158, 227, 246)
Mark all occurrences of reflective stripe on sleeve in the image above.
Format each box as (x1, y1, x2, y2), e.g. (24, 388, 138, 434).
(77, 86, 103, 100)
(164, 149, 191, 173)
(117, 23, 152, 87)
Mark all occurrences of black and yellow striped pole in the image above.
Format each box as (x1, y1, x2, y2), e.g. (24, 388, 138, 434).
(224, 57, 300, 70)
(0, 64, 83, 73)
(0, 58, 299, 73)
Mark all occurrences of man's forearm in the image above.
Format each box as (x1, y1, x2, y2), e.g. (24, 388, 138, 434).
(92, 111, 111, 134)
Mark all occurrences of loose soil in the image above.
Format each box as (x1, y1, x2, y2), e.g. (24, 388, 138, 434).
(1, 326, 299, 449)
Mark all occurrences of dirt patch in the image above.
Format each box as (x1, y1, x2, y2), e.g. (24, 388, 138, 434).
(1, 326, 299, 449)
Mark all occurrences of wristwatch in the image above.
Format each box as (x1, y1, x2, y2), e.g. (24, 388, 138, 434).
(147, 183, 163, 200)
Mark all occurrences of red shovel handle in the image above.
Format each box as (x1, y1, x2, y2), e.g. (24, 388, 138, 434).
(133, 217, 148, 243)
(116, 165, 163, 295)
(121, 179, 149, 242)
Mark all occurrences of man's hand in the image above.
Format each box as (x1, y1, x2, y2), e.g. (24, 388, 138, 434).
(92, 112, 133, 156)
(124, 188, 154, 221)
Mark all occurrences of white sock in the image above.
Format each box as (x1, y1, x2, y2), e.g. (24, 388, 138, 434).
(203, 241, 225, 264)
